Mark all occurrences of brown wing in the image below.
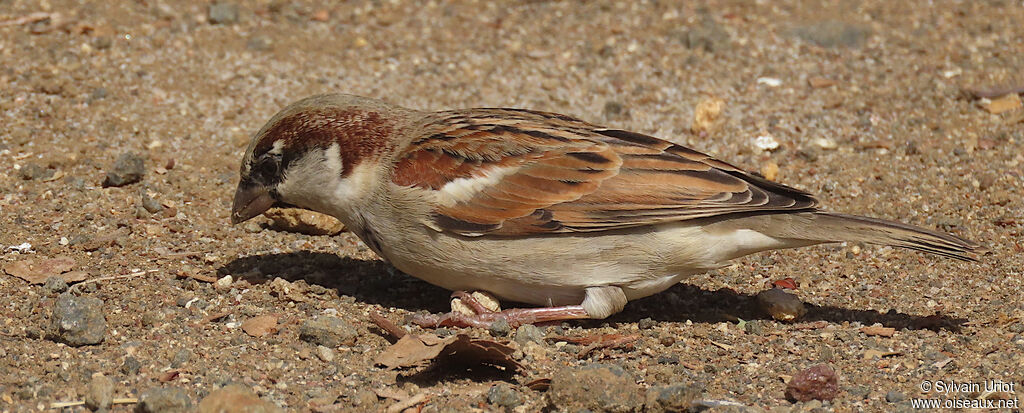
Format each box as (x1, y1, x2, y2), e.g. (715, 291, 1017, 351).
(391, 109, 818, 236)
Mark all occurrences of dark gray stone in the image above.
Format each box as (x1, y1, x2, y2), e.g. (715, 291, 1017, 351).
(645, 383, 703, 412)
(886, 391, 907, 403)
(141, 192, 163, 214)
(47, 293, 106, 346)
(637, 317, 657, 330)
(121, 356, 142, 376)
(487, 382, 522, 410)
(513, 324, 544, 346)
(298, 316, 357, 347)
(43, 276, 68, 294)
(171, 349, 193, 368)
(488, 318, 512, 337)
(102, 152, 145, 187)
(137, 387, 192, 413)
(19, 163, 54, 180)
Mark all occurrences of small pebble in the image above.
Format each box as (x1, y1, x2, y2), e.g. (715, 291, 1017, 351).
(513, 324, 544, 346)
(47, 293, 106, 346)
(637, 317, 657, 330)
(316, 345, 335, 362)
(43, 276, 68, 294)
(215, 275, 234, 289)
(84, 374, 114, 411)
(488, 318, 512, 337)
(102, 152, 145, 187)
(18, 163, 54, 180)
(299, 316, 357, 347)
(886, 390, 907, 403)
(121, 356, 142, 375)
(785, 364, 839, 402)
(757, 288, 807, 322)
(141, 193, 163, 214)
(171, 348, 193, 368)
(487, 382, 523, 409)
(208, 2, 240, 25)
(137, 387, 192, 413)
(645, 383, 702, 412)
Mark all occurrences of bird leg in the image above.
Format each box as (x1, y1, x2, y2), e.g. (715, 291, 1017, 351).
(409, 286, 627, 329)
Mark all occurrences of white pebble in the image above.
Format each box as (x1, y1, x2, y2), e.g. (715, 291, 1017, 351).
(215, 275, 233, 288)
(813, 137, 838, 149)
(756, 77, 782, 87)
(753, 134, 780, 151)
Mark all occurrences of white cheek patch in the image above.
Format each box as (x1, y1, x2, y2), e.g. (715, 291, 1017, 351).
(439, 166, 517, 206)
(269, 140, 285, 155)
(324, 143, 343, 176)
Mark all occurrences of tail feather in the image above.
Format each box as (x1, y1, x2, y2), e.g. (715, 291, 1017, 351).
(805, 212, 981, 261)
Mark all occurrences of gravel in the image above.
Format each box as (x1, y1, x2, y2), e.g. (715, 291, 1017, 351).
(0, 0, 1018, 410)
(47, 293, 106, 346)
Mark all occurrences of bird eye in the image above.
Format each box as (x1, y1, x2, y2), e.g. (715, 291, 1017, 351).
(253, 152, 282, 183)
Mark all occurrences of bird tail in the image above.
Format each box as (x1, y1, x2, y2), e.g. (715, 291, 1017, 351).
(769, 212, 983, 261)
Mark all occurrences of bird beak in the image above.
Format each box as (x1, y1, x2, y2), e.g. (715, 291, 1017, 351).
(231, 183, 275, 224)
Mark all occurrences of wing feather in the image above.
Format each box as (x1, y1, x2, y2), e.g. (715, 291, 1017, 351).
(391, 110, 818, 236)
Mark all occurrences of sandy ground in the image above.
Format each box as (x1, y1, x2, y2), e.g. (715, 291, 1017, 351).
(2, 0, 1023, 411)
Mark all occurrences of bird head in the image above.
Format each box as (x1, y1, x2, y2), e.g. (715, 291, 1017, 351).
(231, 94, 407, 224)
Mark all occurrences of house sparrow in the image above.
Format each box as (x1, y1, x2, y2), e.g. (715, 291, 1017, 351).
(232, 94, 981, 328)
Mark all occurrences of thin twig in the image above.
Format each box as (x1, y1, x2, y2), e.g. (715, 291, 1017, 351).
(963, 84, 1024, 99)
(0, 12, 54, 27)
(69, 271, 152, 293)
(50, 398, 138, 409)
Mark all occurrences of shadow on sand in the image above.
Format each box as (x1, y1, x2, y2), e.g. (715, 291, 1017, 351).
(219, 251, 964, 333)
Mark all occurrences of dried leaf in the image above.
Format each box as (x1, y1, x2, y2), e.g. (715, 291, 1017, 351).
(3, 256, 79, 284)
(860, 325, 895, 337)
(375, 334, 455, 369)
(525, 378, 551, 392)
(373, 387, 410, 401)
(374, 333, 521, 372)
(158, 370, 180, 382)
(241, 315, 279, 337)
